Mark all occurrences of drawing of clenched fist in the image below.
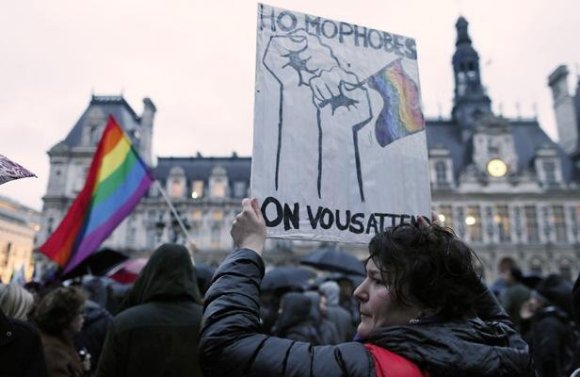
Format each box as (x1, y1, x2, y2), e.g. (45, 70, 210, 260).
(262, 29, 341, 193)
(263, 29, 339, 87)
(309, 68, 373, 202)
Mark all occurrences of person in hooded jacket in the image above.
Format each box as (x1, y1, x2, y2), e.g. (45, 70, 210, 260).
(200, 198, 532, 377)
(319, 280, 355, 342)
(304, 290, 341, 345)
(96, 243, 203, 377)
(272, 292, 322, 344)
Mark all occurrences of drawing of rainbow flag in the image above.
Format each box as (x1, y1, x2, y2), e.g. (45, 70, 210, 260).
(40, 116, 154, 273)
(367, 59, 425, 147)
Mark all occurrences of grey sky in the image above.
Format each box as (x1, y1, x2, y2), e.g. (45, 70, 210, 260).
(1, 0, 579, 210)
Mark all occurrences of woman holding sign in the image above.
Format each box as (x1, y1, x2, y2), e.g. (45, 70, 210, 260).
(200, 199, 531, 377)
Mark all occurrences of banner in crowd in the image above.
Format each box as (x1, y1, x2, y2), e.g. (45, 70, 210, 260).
(40, 116, 154, 273)
(251, 4, 431, 243)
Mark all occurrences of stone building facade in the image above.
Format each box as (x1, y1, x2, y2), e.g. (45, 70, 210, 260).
(0, 196, 41, 282)
(37, 17, 580, 282)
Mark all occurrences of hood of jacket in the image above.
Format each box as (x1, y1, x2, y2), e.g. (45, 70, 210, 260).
(319, 281, 340, 306)
(366, 318, 531, 377)
(274, 293, 312, 334)
(123, 243, 201, 310)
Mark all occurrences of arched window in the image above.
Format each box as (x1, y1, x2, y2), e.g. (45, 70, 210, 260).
(168, 167, 186, 198)
(210, 166, 228, 198)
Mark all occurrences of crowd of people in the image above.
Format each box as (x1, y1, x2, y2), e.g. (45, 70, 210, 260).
(1, 198, 580, 376)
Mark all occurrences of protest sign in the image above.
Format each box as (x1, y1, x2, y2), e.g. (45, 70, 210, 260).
(252, 3, 432, 243)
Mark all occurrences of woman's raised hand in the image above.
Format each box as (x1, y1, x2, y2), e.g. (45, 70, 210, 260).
(231, 198, 266, 256)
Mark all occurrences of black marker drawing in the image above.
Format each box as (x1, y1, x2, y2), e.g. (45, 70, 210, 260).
(262, 29, 424, 202)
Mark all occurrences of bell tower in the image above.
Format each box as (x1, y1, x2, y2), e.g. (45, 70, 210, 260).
(451, 17, 492, 128)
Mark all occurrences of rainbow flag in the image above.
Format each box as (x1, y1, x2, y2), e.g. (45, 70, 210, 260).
(40, 116, 154, 273)
(367, 59, 425, 147)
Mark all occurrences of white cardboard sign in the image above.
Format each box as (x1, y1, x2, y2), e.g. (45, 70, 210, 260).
(252, 4, 432, 244)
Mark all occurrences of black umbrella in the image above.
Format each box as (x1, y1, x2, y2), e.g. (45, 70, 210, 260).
(62, 247, 129, 280)
(261, 266, 316, 291)
(300, 248, 365, 276)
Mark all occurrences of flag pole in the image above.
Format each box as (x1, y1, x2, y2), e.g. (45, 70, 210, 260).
(154, 180, 197, 265)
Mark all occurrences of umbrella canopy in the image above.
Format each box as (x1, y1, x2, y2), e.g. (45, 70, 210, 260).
(261, 266, 316, 291)
(0, 154, 36, 185)
(61, 248, 129, 280)
(300, 248, 366, 276)
(107, 257, 148, 284)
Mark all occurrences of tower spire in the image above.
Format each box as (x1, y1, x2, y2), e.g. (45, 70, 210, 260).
(451, 16, 492, 127)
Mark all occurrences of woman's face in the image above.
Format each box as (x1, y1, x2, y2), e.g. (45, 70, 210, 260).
(353, 258, 420, 338)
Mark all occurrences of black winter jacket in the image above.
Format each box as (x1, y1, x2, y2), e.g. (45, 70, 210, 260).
(0, 309, 48, 377)
(201, 248, 533, 377)
(273, 292, 321, 344)
(96, 243, 203, 377)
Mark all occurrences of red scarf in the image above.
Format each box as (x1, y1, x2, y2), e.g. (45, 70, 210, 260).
(364, 344, 430, 377)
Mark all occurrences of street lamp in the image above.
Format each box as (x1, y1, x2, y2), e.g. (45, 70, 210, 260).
(154, 212, 190, 244)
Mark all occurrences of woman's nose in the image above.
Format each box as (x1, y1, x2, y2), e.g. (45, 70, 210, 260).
(353, 280, 367, 302)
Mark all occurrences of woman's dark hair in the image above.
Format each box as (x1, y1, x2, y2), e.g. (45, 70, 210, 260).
(368, 222, 482, 319)
(33, 286, 86, 336)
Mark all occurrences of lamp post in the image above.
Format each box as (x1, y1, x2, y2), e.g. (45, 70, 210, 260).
(154, 212, 190, 244)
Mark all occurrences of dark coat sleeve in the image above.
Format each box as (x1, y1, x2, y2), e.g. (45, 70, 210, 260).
(200, 248, 374, 377)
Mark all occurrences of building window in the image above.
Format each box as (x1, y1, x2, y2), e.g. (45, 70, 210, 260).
(543, 161, 557, 186)
(75, 166, 89, 192)
(169, 178, 184, 198)
(212, 210, 223, 222)
(167, 167, 186, 199)
(572, 206, 580, 240)
(191, 180, 204, 199)
(559, 259, 572, 281)
(233, 181, 247, 198)
(190, 209, 203, 236)
(89, 125, 100, 146)
(435, 161, 447, 186)
(553, 205, 567, 243)
(438, 205, 453, 229)
(211, 179, 227, 198)
(524, 206, 539, 243)
(530, 258, 543, 275)
(495, 205, 511, 243)
(210, 166, 228, 199)
(45, 217, 54, 235)
(466, 205, 482, 242)
(211, 224, 221, 248)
